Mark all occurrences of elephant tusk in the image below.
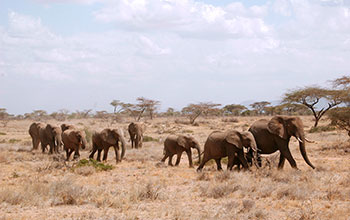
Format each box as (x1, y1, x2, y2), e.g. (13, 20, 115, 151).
(296, 137, 303, 143)
(305, 138, 315, 143)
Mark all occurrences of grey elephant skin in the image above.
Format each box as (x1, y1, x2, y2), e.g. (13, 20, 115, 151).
(249, 116, 315, 169)
(29, 122, 46, 151)
(197, 130, 257, 172)
(39, 124, 62, 154)
(62, 128, 87, 161)
(128, 122, 144, 149)
(89, 128, 126, 163)
(161, 135, 201, 167)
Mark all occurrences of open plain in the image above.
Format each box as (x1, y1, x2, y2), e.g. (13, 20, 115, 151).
(0, 116, 349, 220)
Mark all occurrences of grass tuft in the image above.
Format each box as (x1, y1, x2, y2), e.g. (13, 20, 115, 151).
(76, 159, 114, 171)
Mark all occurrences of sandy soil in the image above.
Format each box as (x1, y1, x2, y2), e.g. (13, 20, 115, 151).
(0, 116, 349, 220)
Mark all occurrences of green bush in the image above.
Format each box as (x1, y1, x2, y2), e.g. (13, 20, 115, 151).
(76, 159, 114, 171)
(143, 136, 159, 142)
(9, 139, 21, 144)
(309, 125, 336, 133)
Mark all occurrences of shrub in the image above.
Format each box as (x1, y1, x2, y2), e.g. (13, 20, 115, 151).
(84, 127, 92, 144)
(309, 125, 336, 133)
(8, 139, 21, 144)
(137, 182, 162, 201)
(143, 136, 159, 142)
(0, 132, 6, 135)
(76, 159, 114, 171)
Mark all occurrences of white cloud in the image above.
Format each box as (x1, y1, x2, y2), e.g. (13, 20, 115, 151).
(93, 0, 272, 39)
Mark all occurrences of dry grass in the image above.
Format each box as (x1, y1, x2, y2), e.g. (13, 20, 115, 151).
(0, 116, 349, 219)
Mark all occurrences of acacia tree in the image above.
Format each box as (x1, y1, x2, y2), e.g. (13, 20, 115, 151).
(0, 108, 12, 127)
(332, 75, 350, 106)
(182, 102, 221, 124)
(328, 107, 350, 137)
(110, 100, 124, 114)
(283, 87, 343, 127)
(222, 104, 247, 116)
(250, 101, 271, 115)
(136, 97, 160, 120)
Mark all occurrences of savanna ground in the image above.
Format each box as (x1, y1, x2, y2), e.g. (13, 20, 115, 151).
(0, 116, 349, 220)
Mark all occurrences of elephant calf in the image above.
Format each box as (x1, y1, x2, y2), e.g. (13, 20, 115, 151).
(161, 135, 201, 168)
(89, 128, 126, 163)
(62, 129, 87, 161)
(128, 122, 144, 149)
(197, 130, 257, 172)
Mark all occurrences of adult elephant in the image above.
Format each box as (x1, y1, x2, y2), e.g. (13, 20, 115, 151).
(39, 124, 62, 154)
(128, 122, 144, 149)
(89, 128, 126, 163)
(161, 135, 201, 167)
(62, 129, 87, 161)
(197, 130, 257, 172)
(28, 122, 46, 151)
(248, 116, 315, 170)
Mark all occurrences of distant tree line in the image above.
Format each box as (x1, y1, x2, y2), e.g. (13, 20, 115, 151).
(1, 75, 350, 134)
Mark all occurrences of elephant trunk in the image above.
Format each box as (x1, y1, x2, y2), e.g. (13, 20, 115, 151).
(194, 145, 201, 165)
(120, 136, 126, 159)
(297, 135, 315, 169)
(81, 137, 87, 150)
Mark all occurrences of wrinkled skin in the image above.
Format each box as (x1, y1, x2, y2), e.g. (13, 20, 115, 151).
(62, 129, 87, 161)
(128, 122, 144, 149)
(89, 128, 126, 163)
(197, 130, 257, 172)
(249, 116, 315, 169)
(161, 135, 201, 168)
(61, 124, 75, 132)
(39, 124, 62, 154)
(28, 122, 46, 151)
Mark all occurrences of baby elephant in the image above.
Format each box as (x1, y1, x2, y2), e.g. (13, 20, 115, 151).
(62, 129, 87, 161)
(197, 130, 257, 172)
(161, 135, 201, 168)
(128, 122, 144, 149)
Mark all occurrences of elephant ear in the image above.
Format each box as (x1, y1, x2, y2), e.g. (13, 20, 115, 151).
(225, 131, 243, 149)
(67, 131, 79, 144)
(177, 136, 187, 148)
(267, 116, 288, 139)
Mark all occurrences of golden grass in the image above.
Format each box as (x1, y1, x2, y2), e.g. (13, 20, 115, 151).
(0, 116, 349, 219)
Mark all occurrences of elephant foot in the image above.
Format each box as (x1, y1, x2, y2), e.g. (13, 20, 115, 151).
(196, 168, 202, 172)
(189, 165, 194, 168)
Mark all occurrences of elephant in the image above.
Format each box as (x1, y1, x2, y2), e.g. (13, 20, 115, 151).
(39, 124, 62, 154)
(61, 123, 75, 132)
(197, 130, 257, 172)
(128, 122, 144, 149)
(248, 116, 315, 170)
(89, 128, 126, 163)
(161, 135, 201, 167)
(28, 122, 46, 151)
(62, 129, 87, 161)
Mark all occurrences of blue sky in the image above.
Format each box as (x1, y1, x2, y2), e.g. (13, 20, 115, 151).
(1, 0, 349, 114)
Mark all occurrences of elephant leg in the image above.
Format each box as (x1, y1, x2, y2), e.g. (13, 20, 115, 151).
(168, 154, 174, 166)
(215, 159, 223, 171)
(97, 149, 102, 161)
(41, 143, 47, 153)
(186, 150, 193, 168)
(65, 149, 70, 161)
(67, 149, 74, 161)
(103, 148, 110, 161)
(227, 156, 234, 171)
(280, 148, 297, 169)
(237, 151, 248, 170)
(175, 152, 182, 166)
(197, 155, 211, 171)
(114, 146, 121, 163)
(161, 152, 169, 163)
(278, 154, 286, 169)
(73, 149, 80, 160)
(89, 148, 97, 159)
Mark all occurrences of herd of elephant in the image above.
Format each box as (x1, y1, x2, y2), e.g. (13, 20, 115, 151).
(28, 116, 316, 171)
